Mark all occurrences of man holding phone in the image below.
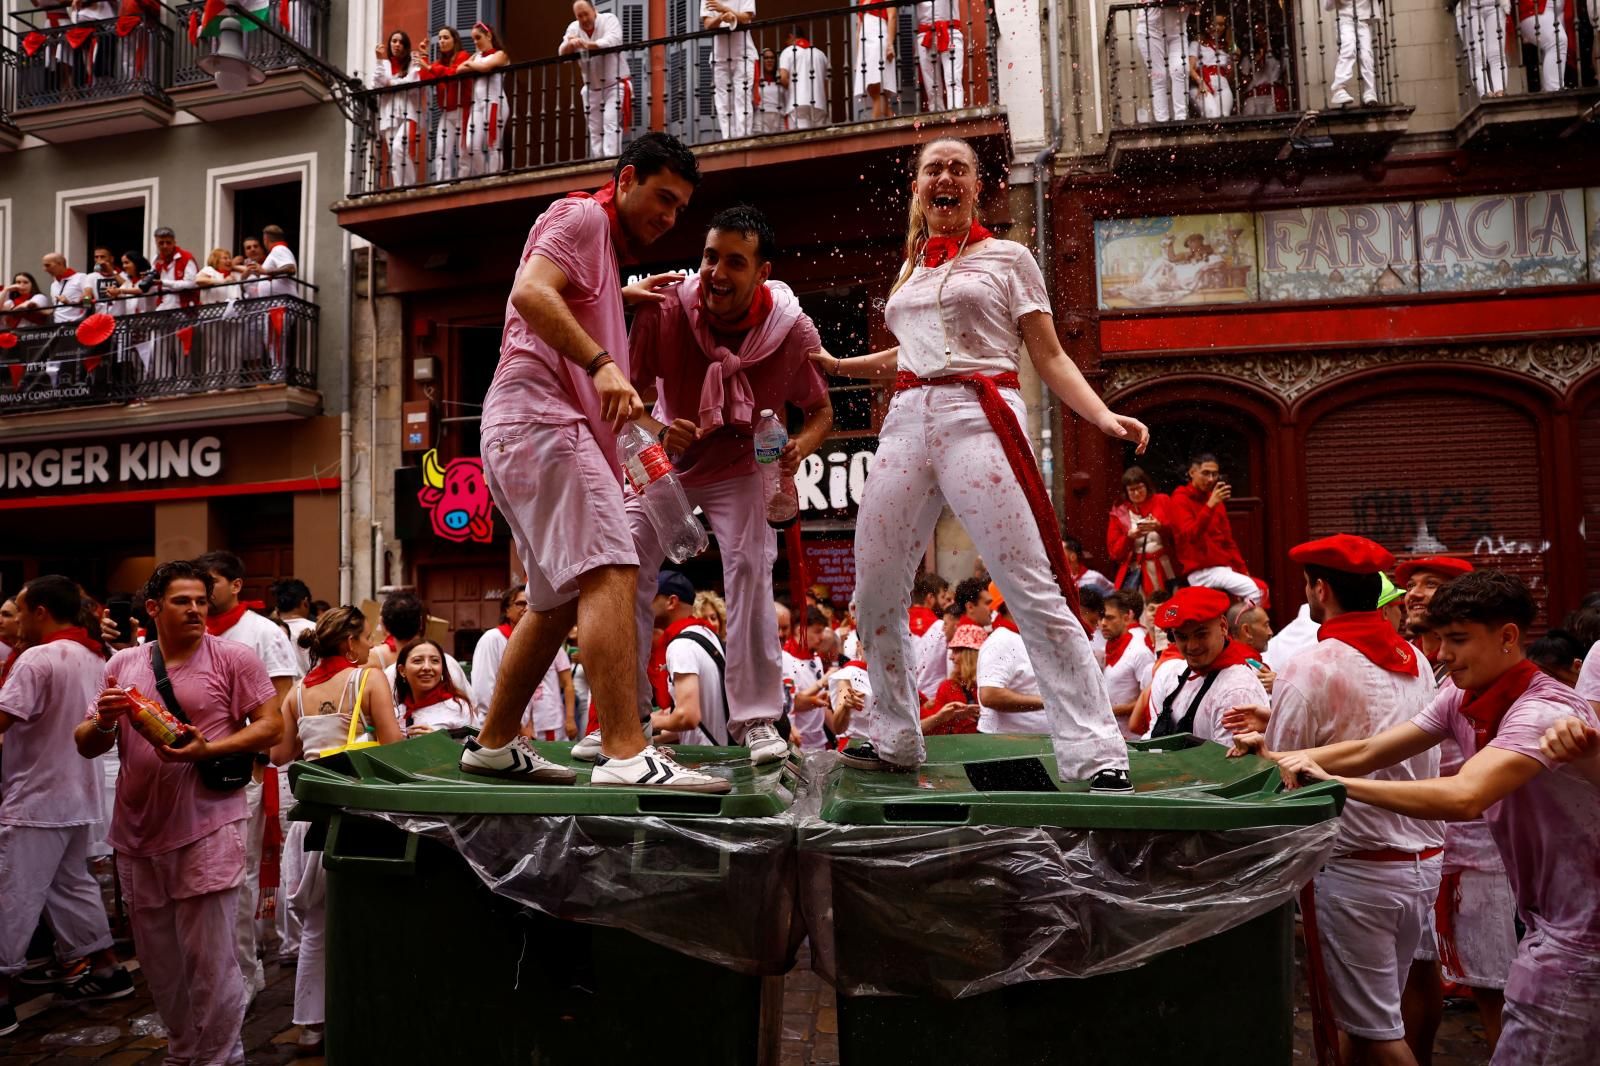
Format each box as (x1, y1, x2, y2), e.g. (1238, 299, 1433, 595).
(1170, 452, 1261, 604)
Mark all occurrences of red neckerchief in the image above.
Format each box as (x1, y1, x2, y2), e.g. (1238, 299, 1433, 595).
(497, 622, 514, 639)
(782, 637, 806, 658)
(0, 644, 23, 689)
(267, 241, 288, 251)
(793, 37, 811, 47)
(204, 603, 248, 637)
(153, 247, 194, 277)
(844, 659, 868, 670)
(1459, 659, 1539, 752)
(664, 617, 714, 642)
(1192, 639, 1255, 676)
(1105, 629, 1134, 667)
(403, 683, 458, 712)
(42, 626, 103, 656)
(922, 221, 993, 268)
(389, 55, 406, 76)
(703, 282, 773, 338)
(908, 606, 939, 638)
(566, 181, 635, 265)
(1157, 643, 1184, 665)
(991, 614, 1020, 634)
(1318, 610, 1419, 676)
(57, 269, 77, 280)
(303, 656, 356, 689)
(383, 635, 398, 652)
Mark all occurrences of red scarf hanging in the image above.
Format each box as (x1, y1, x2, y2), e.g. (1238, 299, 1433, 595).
(1193, 639, 1256, 676)
(703, 281, 773, 337)
(1458, 658, 1539, 752)
(922, 220, 992, 268)
(389, 55, 407, 77)
(42, 626, 104, 657)
(303, 656, 357, 689)
(782, 637, 806, 658)
(496, 622, 514, 639)
(204, 603, 248, 637)
(1105, 629, 1134, 667)
(383, 634, 398, 652)
(566, 182, 635, 265)
(1318, 610, 1419, 677)
(908, 606, 939, 638)
(990, 614, 1020, 634)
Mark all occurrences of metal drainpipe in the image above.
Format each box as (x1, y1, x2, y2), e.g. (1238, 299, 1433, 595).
(369, 242, 383, 599)
(1034, 0, 1064, 514)
(338, 255, 355, 603)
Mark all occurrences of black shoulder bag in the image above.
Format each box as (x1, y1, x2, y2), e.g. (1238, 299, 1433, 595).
(667, 630, 731, 746)
(149, 643, 255, 793)
(1150, 667, 1222, 742)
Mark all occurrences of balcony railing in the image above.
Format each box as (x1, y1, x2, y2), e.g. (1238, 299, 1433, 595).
(1104, 0, 1398, 130)
(349, 0, 996, 197)
(0, 44, 17, 127)
(8, 8, 172, 111)
(0, 287, 317, 414)
(171, 0, 327, 87)
(1454, 5, 1598, 110)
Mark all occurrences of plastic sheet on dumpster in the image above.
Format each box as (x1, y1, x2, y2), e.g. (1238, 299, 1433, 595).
(370, 806, 805, 977)
(797, 808, 1339, 1000)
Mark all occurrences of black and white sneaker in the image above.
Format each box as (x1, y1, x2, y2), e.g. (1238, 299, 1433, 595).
(1088, 768, 1134, 794)
(15, 957, 88, 989)
(570, 730, 604, 762)
(459, 737, 578, 785)
(743, 722, 789, 765)
(58, 966, 133, 1003)
(590, 750, 732, 793)
(837, 742, 917, 773)
(0, 1001, 16, 1037)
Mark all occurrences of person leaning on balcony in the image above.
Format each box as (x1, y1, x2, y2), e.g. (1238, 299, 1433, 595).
(196, 248, 242, 307)
(42, 253, 89, 325)
(460, 22, 510, 178)
(1187, 12, 1236, 118)
(1, 273, 50, 328)
(151, 228, 199, 312)
(560, 1, 627, 160)
(105, 253, 156, 316)
(779, 24, 830, 129)
(250, 225, 297, 299)
(754, 46, 787, 132)
(372, 30, 424, 189)
(68, 0, 116, 84)
(703, 0, 757, 139)
(83, 246, 124, 313)
(419, 26, 472, 182)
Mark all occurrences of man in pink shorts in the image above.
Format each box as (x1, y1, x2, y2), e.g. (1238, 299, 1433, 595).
(572, 204, 832, 766)
(461, 131, 727, 793)
(1242, 569, 1600, 1066)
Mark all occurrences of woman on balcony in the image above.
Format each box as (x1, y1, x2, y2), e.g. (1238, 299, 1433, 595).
(372, 30, 424, 189)
(461, 22, 509, 178)
(1187, 12, 1236, 119)
(2, 273, 50, 329)
(815, 137, 1147, 793)
(420, 26, 472, 181)
(197, 248, 243, 306)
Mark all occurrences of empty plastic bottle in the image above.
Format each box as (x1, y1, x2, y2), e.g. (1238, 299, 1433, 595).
(754, 408, 799, 528)
(618, 423, 708, 563)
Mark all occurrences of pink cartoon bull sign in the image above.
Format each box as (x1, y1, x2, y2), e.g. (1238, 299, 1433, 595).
(417, 448, 495, 543)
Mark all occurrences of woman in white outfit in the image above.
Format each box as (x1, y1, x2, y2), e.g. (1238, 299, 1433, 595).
(394, 637, 475, 736)
(1133, 3, 1189, 122)
(420, 26, 471, 182)
(461, 22, 509, 178)
(1516, 0, 1568, 92)
(372, 30, 424, 189)
(1187, 14, 1235, 118)
(818, 138, 1146, 792)
(273, 607, 403, 1055)
(1455, 0, 1509, 98)
(754, 47, 787, 133)
(915, 0, 965, 110)
(854, 1, 898, 119)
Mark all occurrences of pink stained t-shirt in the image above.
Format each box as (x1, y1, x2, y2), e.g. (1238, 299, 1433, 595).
(629, 295, 828, 488)
(482, 196, 630, 474)
(0, 641, 106, 828)
(1438, 734, 1504, 874)
(1411, 670, 1600, 950)
(100, 635, 277, 858)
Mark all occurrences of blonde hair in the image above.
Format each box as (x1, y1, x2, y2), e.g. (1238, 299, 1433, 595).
(208, 247, 234, 273)
(891, 138, 981, 296)
(693, 591, 727, 636)
(950, 646, 978, 691)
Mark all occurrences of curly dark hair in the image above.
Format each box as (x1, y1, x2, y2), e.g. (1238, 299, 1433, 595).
(615, 130, 700, 188)
(143, 560, 215, 605)
(1425, 570, 1536, 631)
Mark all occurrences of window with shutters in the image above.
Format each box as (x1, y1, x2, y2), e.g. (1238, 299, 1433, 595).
(618, 0, 647, 128)
(426, 0, 499, 41)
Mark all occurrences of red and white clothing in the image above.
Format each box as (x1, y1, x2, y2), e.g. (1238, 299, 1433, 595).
(1186, 34, 1233, 118)
(703, 0, 756, 138)
(1435, 735, 1516, 990)
(915, 0, 964, 110)
(49, 270, 89, 323)
(153, 247, 199, 311)
(483, 193, 637, 612)
(1516, 0, 1569, 94)
(1107, 495, 1178, 594)
(754, 66, 786, 132)
(628, 278, 827, 739)
(385, 654, 472, 716)
(398, 691, 474, 733)
(0, 638, 114, 980)
(1168, 483, 1257, 602)
(1143, 652, 1267, 745)
(1328, 0, 1380, 106)
(468, 624, 535, 724)
(1265, 603, 1317, 673)
(1103, 625, 1156, 733)
(371, 54, 424, 188)
(210, 607, 299, 681)
(910, 610, 949, 701)
(778, 37, 829, 128)
(419, 49, 471, 181)
(975, 623, 1049, 735)
(1574, 638, 1600, 706)
(924, 677, 978, 734)
(857, 237, 1126, 779)
(853, 1, 898, 97)
(2, 290, 50, 327)
(1411, 668, 1600, 1064)
(782, 648, 827, 751)
(464, 51, 507, 178)
(662, 623, 729, 745)
(562, 13, 625, 158)
(830, 660, 873, 743)
(1238, 48, 1288, 115)
(260, 241, 297, 299)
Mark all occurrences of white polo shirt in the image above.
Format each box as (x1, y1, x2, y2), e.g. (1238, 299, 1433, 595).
(976, 626, 1050, 735)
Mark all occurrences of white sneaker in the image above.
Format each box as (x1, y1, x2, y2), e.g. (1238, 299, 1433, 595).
(459, 736, 577, 784)
(571, 731, 604, 762)
(590, 750, 732, 793)
(743, 722, 789, 765)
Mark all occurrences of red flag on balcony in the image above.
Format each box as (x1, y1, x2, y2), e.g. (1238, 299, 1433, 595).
(268, 306, 285, 343)
(177, 326, 195, 356)
(0, 332, 16, 350)
(119, 0, 161, 15)
(65, 26, 95, 49)
(188, 11, 200, 45)
(201, 0, 227, 31)
(84, 355, 102, 376)
(6, 364, 23, 389)
(278, 0, 291, 30)
(116, 16, 149, 75)
(21, 31, 46, 56)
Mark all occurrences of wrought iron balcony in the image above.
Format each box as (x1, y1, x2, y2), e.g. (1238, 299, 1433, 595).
(8, 8, 172, 110)
(1453, 7, 1600, 145)
(0, 44, 19, 147)
(347, 0, 998, 198)
(169, 0, 334, 119)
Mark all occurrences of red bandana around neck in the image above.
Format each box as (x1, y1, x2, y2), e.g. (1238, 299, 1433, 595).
(497, 622, 514, 639)
(922, 220, 993, 268)
(793, 37, 811, 48)
(42, 626, 103, 656)
(204, 603, 248, 637)
(1318, 610, 1419, 676)
(991, 614, 1020, 634)
(1459, 658, 1539, 752)
(1105, 629, 1134, 667)
(1193, 639, 1255, 676)
(303, 656, 358, 689)
(703, 282, 773, 337)
(664, 617, 714, 643)
(566, 182, 635, 264)
(844, 659, 868, 670)
(404, 682, 457, 712)
(908, 606, 939, 638)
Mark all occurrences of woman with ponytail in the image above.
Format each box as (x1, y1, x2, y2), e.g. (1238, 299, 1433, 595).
(818, 138, 1148, 792)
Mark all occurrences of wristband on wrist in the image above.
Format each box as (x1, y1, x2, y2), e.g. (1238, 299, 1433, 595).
(94, 716, 119, 735)
(585, 350, 612, 376)
(656, 423, 670, 445)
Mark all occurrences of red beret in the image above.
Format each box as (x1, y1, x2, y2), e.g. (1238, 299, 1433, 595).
(1395, 556, 1474, 586)
(1289, 533, 1395, 575)
(75, 312, 115, 348)
(1155, 587, 1232, 630)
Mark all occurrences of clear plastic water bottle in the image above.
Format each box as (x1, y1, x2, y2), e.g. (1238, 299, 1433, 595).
(754, 408, 799, 528)
(618, 424, 708, 563)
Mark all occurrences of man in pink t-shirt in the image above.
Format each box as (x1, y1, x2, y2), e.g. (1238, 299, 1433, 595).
(74, 561, 282, 1066)
(465, 132, 727, 794)
(574, 205, 830, 766)
(1241, 570, 1600, 1066)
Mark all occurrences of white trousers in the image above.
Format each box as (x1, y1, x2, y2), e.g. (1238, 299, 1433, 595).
(285, 819, 326, 1027)
(631, 469, 782, 737)
(1330, 7, 1379, 105)
(789, 105, 826, 129)
(1192, 80, 1235, 118)
(272, 770, 301, 958)
(234, 774, 266, 999)
(1519, 0, 1568, 92)
(916, 31, 966, 110)
(853, 386, 1127, 778)
(1457, 0, 1509, 96)
(1185, 565, 1260, 603)
(0, 824, 115, 974)
(434, 111, 463, 181)
(380, 120, 419, 188)
(1135, 8, 1188, 121)
(464, 97, 506, 177)
(711, 56, 753, 138)
(754, 109, 786, 133)
(585, 83, 622, 158)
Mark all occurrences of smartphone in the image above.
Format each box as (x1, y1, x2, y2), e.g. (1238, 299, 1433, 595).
(107, 597, 136, 645)
(1246, 658, 1265, 671)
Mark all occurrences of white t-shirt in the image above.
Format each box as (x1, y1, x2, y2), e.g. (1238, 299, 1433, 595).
(400, 693, 475, 733)
(283, 616, 316, 674)
(917, 0, 960, 23)
(884, 239, 1052, 379)
(976, 627, 1050, 734)
(50, 272, 89, 323)
(472, 627, 511, 718)
(911, 623, 948, 704)
(528, 648, 573, 735)
(1188, 37, 1233, 79)
(1104, 628, 1157, 708)
(1267, 638, 1442, 854)
(1264, 604, 1317, 673)
(701, 0, 756, 63)
(261, 243, 297, 299)
(782, 648, 827, 751)
(1575, 641, 1600, 706)
(216, 609, 301, 680)
(778, 42, 830, 112)
(1144, 656, 1268, 746)
(664, 627, 728, 745)
(563, 13, 624, 89)
(829, 661, 872, 740)
(0, 641, 105, 827)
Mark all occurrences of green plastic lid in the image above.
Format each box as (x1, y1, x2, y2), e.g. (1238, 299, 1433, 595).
(288, 732, 798, 819)
(817, 734, 1344, 829)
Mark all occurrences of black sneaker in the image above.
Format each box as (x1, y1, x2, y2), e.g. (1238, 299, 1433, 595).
(58, 967, 133, 1003)
(1089, 768, 1134, 794)
(837, 742, 917, 773)
(0, 1001, 16, 1037)
(15, 957, 88, 988)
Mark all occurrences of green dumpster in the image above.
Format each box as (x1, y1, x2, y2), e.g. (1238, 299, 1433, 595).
(797, 733, 1345, 1065)
(289, 732, 804, 1065)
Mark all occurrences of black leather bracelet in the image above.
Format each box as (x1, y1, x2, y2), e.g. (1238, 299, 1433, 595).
(656, 424, 670, 445)
(585, 350, 612, 376)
